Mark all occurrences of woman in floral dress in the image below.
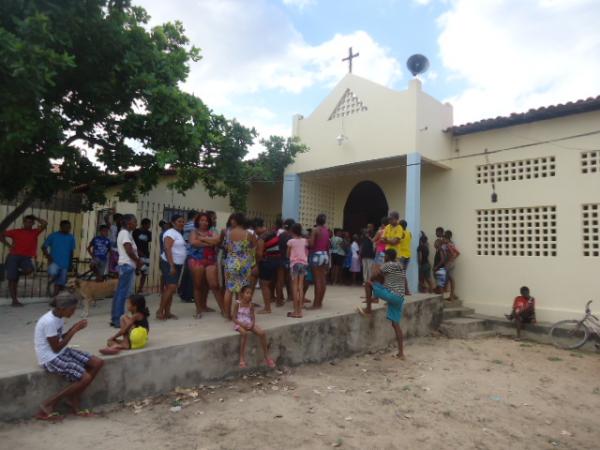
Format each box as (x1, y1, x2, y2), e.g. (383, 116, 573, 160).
(223, 213, 256, 320)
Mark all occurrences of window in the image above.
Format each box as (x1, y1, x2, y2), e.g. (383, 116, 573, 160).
(476, 156, 556, 184)
(582, 204, 599, 257)
(328, 88, 368, 120)
(476, 206, 557, 257)
(581, 151, 599, 174)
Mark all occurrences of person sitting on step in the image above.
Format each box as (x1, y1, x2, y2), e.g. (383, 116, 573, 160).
(505, 286, 536, 340)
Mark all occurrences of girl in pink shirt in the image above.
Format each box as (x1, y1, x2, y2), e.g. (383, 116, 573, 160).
(287, 223, 308, 318)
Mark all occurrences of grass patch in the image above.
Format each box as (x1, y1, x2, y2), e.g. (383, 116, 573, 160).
(569, 352, 584, 358)
(519, 343, 533, 348)
(547, 356, 562, 362)
(491, 359, 504, 365)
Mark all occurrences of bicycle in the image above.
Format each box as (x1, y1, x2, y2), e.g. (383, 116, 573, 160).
(549, 300, 600, 350)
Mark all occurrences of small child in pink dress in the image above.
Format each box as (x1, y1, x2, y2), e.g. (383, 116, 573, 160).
(286, 223, 308, 318)
(233, 286, 275, 369)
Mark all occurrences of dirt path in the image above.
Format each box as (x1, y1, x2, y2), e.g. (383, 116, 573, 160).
(1, 337, 599, 450)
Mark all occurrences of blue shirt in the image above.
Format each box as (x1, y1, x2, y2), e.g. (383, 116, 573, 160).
(43, 232, 76, 269)
(90, 236, 111, 260)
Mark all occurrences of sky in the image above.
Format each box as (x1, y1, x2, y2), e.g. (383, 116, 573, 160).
(136, 0, 600, 156)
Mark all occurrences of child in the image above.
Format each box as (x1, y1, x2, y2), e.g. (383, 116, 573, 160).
(87, 224, 111, 281)
(505, 286, 536, 340)
(233, 286, 276, 369)
(34, 292, 104, 421)
(357, 249, 406, 359)
(350, 234, 361, 285)
(100, 294, 150, 354)
(287, 223, 308, 318)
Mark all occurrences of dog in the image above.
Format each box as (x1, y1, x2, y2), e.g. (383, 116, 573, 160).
(66, 277, 119, 318)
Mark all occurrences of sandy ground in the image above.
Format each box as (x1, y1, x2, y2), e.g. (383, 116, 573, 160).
(1, 336, 599, 450)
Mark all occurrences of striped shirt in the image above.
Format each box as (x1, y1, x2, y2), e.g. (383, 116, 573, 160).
(380, 261, 406, 297)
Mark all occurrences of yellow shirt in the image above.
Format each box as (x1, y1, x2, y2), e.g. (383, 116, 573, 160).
(398, 229, 412, 259)
(383, 224, 404, 256)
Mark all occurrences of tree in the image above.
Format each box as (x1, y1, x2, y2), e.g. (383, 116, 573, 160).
(0, 0, 304, 231)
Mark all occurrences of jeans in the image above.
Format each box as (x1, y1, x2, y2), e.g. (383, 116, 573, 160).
(111, 264, 136, 326)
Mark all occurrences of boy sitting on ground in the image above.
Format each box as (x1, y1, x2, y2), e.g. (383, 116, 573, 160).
(505, 286, 536, 340)
(34, 292, 104, 421)
(357, 248, 406, 359)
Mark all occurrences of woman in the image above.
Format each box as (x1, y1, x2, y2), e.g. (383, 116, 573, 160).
(308, 214, 330, 310)
(223, 213, 257, 320)
(417, 231, 435, 293)
(188, 212, 224, 318)
(157, 214, 186, 320)
(372, 216, 389, 272)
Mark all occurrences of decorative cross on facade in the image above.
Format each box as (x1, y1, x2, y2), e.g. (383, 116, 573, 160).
(342, 47, 359, 73)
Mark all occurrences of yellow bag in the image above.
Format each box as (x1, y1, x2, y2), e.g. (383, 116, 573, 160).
(130, 326, 148, 350)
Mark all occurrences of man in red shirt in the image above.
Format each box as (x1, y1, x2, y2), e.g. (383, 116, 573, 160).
(505, 286, 536, 340)
(0, 215, 47, 306)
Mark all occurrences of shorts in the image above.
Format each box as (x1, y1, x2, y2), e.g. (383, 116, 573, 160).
(372, 282, 405, 324)
(160, 258, 183, 285)
(332, 253, 345, 267)
(399, 257, 410, 270)
(92, 257, 108, 276)
(44, 348, 91, 382)
(130, 326, 149, 349)
(419, 262, 431, 277)
(259, 259, 278, 281)
(188, 257, 216, 269)
(140, 257, 150, 275)
(374, 251, 385, 265)
(290, 263, 308, 278)
(48, 262, 68, 286)
(311, 251, 329, 267)
(515, 308, 535, 323)
(4, 254, 34, 281)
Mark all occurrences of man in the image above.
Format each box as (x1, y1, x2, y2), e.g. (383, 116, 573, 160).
(110, 214, 142, 328)
(358, 249, 406, 359)
(132, 218, 152, 293)
(0, 215, 47, 306)
(34, 292, 104, 420)
(359, 228, 375, 293)
(42, 220, 76, 297)
(178, 211, 198, 303)
(87, 224, 111, 281)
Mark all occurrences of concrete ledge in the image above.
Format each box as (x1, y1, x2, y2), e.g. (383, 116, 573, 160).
(0, 293, 442, 421)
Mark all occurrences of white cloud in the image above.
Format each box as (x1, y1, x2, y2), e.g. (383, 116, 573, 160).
(413, 0, 433, 5)
(282, 0, 316, 9)
(136, 0, 402, 149)
(437, 0, 600, 124)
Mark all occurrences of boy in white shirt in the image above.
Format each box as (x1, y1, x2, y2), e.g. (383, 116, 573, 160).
(34, 293, 104, 421)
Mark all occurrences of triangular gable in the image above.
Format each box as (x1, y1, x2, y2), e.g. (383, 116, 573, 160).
(328, 88, 368, 120)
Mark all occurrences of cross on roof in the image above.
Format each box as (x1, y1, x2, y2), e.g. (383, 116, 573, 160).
(342, 47, 359, 74)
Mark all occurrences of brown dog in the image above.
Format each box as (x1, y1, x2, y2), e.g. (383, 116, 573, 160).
(66, 277, 119, 318)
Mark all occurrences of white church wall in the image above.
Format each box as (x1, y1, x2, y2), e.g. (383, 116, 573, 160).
(421, 110, 600, 321)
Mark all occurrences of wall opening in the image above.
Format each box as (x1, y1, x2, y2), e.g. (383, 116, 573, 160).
(343, 181, 388, 235)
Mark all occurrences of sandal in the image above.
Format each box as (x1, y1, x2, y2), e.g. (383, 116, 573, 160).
(74, 408, 97, 418)
(287, 312, 303, 319)
(36, 411, 64, 422)
(265, 358, 276, 369)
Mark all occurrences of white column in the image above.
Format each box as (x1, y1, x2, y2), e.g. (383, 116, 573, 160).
(405, 153, 421, 294)
(282, 173, 300, 222)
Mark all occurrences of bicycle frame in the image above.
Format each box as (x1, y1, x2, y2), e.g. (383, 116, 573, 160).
(581, 301, 600, 335)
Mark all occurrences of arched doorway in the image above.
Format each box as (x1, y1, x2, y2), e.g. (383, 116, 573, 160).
(343, 181, 388, 235)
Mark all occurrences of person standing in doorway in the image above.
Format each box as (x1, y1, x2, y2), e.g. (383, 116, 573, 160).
(359, 228, 375, 293)
(132, 218, 152, 293)
(111, 214, 142, 327)
(158, 214, 186, 320)
(0, 215, 47, 306)
(42, 220, 76, 298)
(308, 214, 330, 310)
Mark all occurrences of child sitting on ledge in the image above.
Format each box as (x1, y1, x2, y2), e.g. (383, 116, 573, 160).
(505, 286, 536, 340)
(100, 294, 150, 355)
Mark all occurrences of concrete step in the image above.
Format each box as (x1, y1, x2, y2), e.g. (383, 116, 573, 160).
(443, 299, 463, 308)
(443, 306, 475, 320)
(466, 330, 498, 339)
(439, 317, 489, 339)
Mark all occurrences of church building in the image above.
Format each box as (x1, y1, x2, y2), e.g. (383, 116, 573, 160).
(279, 73, 600, 322)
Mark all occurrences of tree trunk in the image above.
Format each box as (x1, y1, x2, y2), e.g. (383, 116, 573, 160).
(0, 193, 37, 233)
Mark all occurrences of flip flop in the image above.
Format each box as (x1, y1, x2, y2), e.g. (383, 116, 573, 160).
(74, 409, 97, 418)
(239, 361, 247, 368)
(265, 358, 276, 369)
(36, 411, 64, 422)
(356, 306, 370, 317)
(286, 312, 303, 319)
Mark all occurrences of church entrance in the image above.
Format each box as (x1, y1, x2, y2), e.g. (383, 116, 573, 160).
(343, 181, 388, 235)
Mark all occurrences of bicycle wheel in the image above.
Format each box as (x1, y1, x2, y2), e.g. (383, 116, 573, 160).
(549, 320, 589, 349)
